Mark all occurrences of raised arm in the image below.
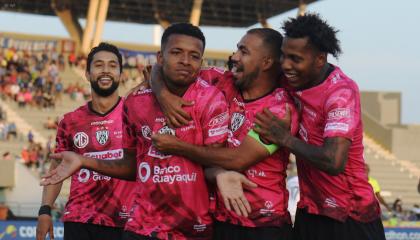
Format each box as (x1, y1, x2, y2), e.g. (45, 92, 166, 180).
(40, 149, 137, 185)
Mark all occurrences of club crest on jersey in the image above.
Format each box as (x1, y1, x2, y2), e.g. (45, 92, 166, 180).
(158, 125, 175, 135)
(96, 129, 109, 145)
(231, 112, 245, 132)
(141, 125, 152, 140)
(73, 132, 89, 148)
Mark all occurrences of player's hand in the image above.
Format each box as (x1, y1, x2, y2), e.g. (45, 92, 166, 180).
(40, 152, 82, 185)
(216, 171, 257, 217)
(159, 91, 193, 128)
(254, 105, 291, 146)
(151, 134, 183, 154)
(36, 214, 54, 240)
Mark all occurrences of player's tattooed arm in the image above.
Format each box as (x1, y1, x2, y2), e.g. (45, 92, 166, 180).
(254, 109, 351, 175)
(150, 64, 193, 127)
(40, 149, 137, 185)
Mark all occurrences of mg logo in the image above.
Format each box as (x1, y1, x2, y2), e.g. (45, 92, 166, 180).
(73, 132, 89, 148)
(138, 162, 151, 182)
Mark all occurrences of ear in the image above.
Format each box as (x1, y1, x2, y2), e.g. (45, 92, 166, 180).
(157, 51, 163, 65)
(315, 52, 327, 68)
(85, 71, 90, 81)
(261, 56, 274, 71)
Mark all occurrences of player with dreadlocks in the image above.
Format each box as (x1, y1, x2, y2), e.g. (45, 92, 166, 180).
(253, 13, 386, 240)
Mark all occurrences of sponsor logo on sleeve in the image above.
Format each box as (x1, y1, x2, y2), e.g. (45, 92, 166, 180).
(209, 125, 228, 137)
(325, 122, 349, 132)
(208, 111, 229, 127)
(73, 132, 89, 148)
(328, 108, 350, 120)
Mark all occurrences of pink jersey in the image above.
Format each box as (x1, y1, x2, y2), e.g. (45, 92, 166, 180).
(122, 79, 229, 239)
(200, 67, 299, 227)
(290, 66, 380, 222)
(55, 98, 137, 227)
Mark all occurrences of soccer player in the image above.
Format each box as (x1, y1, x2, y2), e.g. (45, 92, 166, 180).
(253, 14, 386, 240)
(41, 23, 242, 240)
(36, 42, 136, 240)
(150, 28, 299, 240)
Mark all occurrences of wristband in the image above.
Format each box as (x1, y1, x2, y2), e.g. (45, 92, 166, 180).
(248, 129, 278, 154)
(38, 205, 52, 216)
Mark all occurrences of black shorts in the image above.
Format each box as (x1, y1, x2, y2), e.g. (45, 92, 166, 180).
(122, 231, 159, 240)
(213, 220, 293, 240)
(293, 208, 386, 240)
(64, 222, 123, 240)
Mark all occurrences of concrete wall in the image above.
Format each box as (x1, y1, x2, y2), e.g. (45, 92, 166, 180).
(0, 160, 15, 187)
(391, 125, 420, 162)
(362, 111, 393, 150)
(3, 162, 43, 216)
(360, 91, 401, 126)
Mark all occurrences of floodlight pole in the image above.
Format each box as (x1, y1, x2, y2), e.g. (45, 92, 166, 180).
(81, 0, 99, 55)
(298, 0, 307, 16)
(92, 0, 110, 49)
(190, 0, 204, 26)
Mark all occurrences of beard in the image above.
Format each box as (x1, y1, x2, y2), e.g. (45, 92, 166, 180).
(234, 67, 259, 90)
(90, 78, 119, 97)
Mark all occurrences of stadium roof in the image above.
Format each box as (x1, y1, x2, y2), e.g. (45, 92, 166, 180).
(1, 0, 317, 27)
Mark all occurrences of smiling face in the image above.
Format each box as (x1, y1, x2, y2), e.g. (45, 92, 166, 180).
(230, 33, 266, 90)
(281, 37, 326, 90)
(86, 51, 121, 97)
(157, 34, 203, 90)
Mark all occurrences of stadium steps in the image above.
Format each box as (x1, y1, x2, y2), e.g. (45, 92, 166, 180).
(364, 135, 420, 208)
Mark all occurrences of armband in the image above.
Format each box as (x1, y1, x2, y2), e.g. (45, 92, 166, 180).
(248, 129, 278, 154)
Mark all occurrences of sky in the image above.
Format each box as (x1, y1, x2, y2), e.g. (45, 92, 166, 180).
(0, 0, 419, 124)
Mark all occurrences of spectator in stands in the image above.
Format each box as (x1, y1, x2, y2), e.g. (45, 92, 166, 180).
(44, 116, 57, 130)
(392, 198, 405, 219)
(6, 122, 17, 140)
(365, 163, 392, 212)
(0, 106, 6, 120)
(21, 146, 30, 167)
(27, 130, 34, 143)
(0, 202, 16, 220)
(0, 120, 6, 140)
